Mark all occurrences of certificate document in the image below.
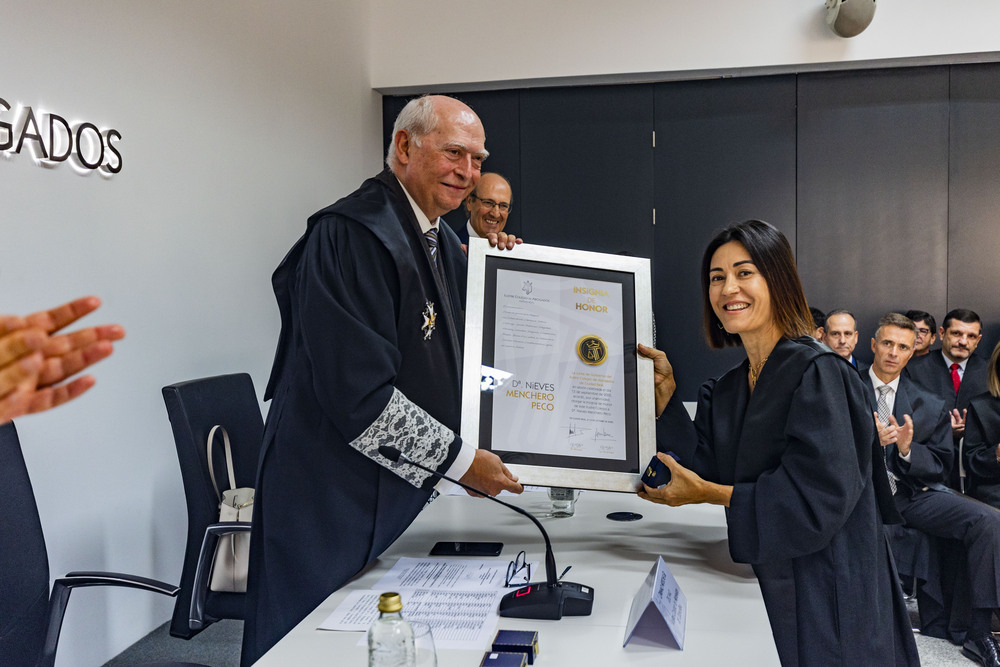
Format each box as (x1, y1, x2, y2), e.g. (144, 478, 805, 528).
(462, 240, 655, 492)
(492, 268, 627, 461)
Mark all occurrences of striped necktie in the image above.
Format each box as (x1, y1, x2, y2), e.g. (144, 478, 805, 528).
(876, 384, 897, 494)
(424, 227, 438, 265)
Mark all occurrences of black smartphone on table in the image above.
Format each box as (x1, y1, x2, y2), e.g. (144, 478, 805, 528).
(429, 541, 503, 557)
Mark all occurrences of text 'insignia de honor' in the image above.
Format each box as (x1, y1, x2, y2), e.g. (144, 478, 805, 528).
(421, 300, 437, 340)
(576, 335, 608, 366)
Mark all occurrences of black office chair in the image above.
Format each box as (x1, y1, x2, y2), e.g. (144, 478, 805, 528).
(0, 421, 206, 667)
(162, 373, 263, 639)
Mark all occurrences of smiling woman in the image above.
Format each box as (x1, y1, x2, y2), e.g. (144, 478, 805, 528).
(636, 219, 920, 666)
(700, 220, 812, 357)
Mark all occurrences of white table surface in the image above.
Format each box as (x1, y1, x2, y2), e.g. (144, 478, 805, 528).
(253, 489, 780, 665)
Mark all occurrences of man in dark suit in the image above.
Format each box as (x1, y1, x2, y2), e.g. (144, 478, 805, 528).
(905, 308, 988, 491)
(905, 309, 938, 357)
(456, 172, 512, 246)
(822, 308, 859, 367)
(867, 312, 1000, 666)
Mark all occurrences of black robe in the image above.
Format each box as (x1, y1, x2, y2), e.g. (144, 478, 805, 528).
(241, 170, 469, 664)
(658, 337, 918, 666)
(965, 392, 1000, 506)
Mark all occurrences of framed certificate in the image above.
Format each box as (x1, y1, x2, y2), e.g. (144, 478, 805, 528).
(461, 239, 655, 492)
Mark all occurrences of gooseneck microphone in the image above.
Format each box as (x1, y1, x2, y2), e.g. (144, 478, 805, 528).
(377, 445, 594, 620)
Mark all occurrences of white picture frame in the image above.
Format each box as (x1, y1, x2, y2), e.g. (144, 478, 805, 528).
(461, 239, 655, 492)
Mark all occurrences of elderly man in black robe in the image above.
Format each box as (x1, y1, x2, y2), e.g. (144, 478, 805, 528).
(241, 95, 524, 665)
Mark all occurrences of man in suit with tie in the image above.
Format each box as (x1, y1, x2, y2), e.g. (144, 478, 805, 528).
(905, 308, 989, 491)
(822, 309, 860, 367)
(867, 312, 1000, 667)
(457, 172, 512, 247)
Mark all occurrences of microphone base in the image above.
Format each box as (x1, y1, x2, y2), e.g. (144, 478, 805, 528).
(498, 581, 594, 620)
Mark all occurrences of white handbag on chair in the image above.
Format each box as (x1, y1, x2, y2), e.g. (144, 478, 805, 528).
(206, 425, 254, 593)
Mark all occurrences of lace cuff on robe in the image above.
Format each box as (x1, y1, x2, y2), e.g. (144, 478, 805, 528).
(350, 387, 454, 488)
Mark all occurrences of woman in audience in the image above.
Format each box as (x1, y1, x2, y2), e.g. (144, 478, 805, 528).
(964, 340, 1000, 506)
(636, 220, 918, 666)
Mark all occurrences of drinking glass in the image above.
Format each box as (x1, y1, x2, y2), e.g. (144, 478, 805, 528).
(548, 487, 578, 517)
(411, 622, 437, 667)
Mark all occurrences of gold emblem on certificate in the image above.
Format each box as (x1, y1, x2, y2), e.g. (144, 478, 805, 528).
(576, 334, 608, 366)
(421, 300, 436, 340)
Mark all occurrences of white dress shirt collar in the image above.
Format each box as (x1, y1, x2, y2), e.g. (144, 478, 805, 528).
(396, 176, 439, 234)
(941, 350, 967, 374)
(465, 220, 482, 240)
(868, 366, 901, 393)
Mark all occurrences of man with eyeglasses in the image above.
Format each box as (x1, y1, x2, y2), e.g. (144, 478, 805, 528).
(459, 172, 513, 246)
(905, 309, 938, 357)
(906, 308, 989, 491)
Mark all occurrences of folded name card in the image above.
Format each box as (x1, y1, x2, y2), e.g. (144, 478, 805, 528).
(623, 556, 687, 650)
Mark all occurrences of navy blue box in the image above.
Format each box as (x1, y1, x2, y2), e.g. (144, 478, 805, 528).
(479, 651, 527, 667)
(640, 451, 679, 488)
(492, 629, 539, 665)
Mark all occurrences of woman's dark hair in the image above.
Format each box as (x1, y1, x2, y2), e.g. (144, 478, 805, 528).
(701, 219, 814, 349)
(988, 340, 1000, 399)
(809, 306, 826, 330)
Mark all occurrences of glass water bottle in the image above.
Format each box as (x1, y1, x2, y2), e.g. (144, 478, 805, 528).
(367, 592, 415, 667)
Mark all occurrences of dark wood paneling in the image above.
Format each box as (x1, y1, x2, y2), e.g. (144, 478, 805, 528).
(949, 63, 1000, 356)
(518, 85, 654, 256)
(797, 67, 950, 361)
(653, 76, 798, 396)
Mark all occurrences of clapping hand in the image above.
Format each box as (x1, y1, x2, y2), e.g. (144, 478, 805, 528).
(0, 296, 124, 424)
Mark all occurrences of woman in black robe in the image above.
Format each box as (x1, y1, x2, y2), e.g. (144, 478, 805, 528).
(964, 341, 1000, 507)
(637, 220, 919, 666)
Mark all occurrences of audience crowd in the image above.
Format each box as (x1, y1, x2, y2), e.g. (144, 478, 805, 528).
(813, 305, 1000, 666)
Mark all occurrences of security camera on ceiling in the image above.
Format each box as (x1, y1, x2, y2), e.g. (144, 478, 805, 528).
(825, 0, 876, 38)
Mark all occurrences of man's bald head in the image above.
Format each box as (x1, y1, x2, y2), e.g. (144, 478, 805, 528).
(388, 95, 488, 220)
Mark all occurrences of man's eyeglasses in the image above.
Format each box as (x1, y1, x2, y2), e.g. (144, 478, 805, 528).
(470, 193, 510, 213)
(505, 550, 531, 587)
(916, 327, 932, 335)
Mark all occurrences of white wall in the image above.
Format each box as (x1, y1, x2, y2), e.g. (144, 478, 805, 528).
(371, 0, 1000, 91)
(3, 2, 378, 665)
